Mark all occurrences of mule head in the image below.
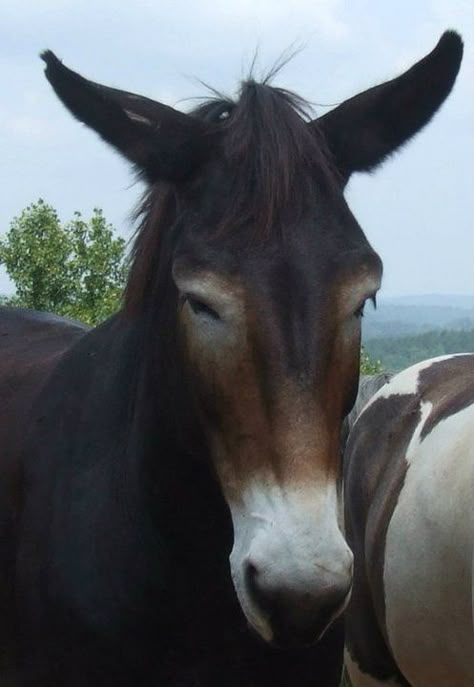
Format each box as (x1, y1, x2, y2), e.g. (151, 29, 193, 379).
(42, 31, 462, 647)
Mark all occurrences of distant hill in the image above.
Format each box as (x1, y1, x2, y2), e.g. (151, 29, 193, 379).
(364, 328, 474, 372)
(363, 294, 474, 341)
(381, 294, 474, 309)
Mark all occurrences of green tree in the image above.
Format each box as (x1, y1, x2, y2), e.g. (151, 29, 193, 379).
(0, 199, 128, 325)
(360, 346, 384, 374)
(364, 327, 474, 372)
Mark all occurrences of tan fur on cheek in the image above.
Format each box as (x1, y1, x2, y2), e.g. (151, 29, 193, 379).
(177, 299, 262, 441)
(177, 290, 356, 503)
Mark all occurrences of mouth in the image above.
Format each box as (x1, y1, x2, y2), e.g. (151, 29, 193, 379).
(305, 581, 352, 646)
(245, 579, 353, 649)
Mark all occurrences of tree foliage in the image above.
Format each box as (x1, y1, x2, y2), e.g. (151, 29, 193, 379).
(364, 327, 474, 371)
(360, 346, 384, 375)
(0, 199, 127, 325)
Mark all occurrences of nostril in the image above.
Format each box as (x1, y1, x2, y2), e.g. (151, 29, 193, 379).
(244, 559, 275, 615)
(244, 560, 260, 597)
(245, 561, 258, 580)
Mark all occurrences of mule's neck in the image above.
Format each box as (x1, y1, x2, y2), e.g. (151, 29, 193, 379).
(119, 304, 232, 552)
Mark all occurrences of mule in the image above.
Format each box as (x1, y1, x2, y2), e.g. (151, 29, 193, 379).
(344, 354, 474, 687)
(0, 31, 463, 686)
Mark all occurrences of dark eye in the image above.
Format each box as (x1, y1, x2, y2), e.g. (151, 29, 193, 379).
(186, 295, 221, 321)
(354, 294, 377, 319)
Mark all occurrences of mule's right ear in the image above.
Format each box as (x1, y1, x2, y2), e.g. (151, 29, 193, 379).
(314, 31, 463, 183)
(41, 51, 215, 183)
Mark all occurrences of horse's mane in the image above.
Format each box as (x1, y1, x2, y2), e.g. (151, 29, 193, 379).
(124, 80, 338, 313)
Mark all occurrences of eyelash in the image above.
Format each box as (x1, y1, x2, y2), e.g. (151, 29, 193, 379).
(185, 295, 220, 321)
(354, 294, 377, 319)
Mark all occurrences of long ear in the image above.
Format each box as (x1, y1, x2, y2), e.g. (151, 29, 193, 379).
(314, 31, 463, 182)
(41, 51, 215, 183)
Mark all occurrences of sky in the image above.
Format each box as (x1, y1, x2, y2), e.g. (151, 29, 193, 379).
(0, 0, 473, 297)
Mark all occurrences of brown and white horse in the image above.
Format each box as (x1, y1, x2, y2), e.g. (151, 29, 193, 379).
(344, 353, 474, 687)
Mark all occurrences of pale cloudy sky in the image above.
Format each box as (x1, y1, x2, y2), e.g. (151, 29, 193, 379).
(0, 0, 473, 296)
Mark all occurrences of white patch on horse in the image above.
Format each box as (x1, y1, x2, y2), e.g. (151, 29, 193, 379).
(228, 480, 353, 642)
(359, 354, 463, 418)
(383, 402, 474, 686)
(344, 649, 404, 687)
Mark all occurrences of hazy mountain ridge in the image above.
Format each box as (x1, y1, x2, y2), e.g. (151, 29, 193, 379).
(361, 295, 474, 371)
(363, 294, 474, 341)
(380, 294, 474, 308)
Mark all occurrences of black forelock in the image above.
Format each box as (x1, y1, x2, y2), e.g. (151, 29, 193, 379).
(191, 80, 340, 237)
(124, 79, 340, 313)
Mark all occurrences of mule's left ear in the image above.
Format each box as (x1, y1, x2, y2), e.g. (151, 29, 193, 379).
(314, 31, 463, 182)
(41, 51, 214, 183)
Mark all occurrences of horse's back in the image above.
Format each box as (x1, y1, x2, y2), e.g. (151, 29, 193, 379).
(344, 354, 474, 687)
(0, 305, 87, 388)
(0, 307, 88, 682)
(0, 306, 88, 482)
(0, 305, 87, 354)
